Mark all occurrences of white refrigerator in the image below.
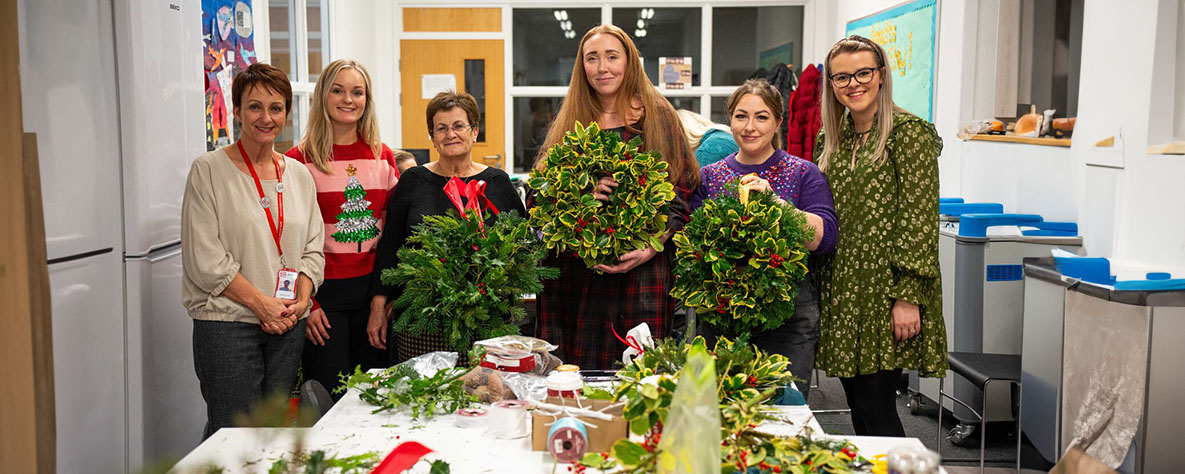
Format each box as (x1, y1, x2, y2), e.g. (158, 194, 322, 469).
(19, 0, 207, 472)
(115, 0, 207, 470)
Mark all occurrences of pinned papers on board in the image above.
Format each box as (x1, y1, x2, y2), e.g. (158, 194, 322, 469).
(421, 74, 457, 99)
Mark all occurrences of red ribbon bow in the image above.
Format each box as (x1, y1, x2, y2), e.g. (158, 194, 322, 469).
(443, 177, 500, 235)
(371, 441, 433, 474)
(611, 324, 646, 356)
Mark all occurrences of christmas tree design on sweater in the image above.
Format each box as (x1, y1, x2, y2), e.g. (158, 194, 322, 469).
(331, 164, 379, 251)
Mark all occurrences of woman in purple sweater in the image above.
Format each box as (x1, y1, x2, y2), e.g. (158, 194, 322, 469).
(690, 79, 838, 400)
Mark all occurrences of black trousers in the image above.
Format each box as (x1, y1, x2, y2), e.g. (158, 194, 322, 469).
(838, 368, 906, 437)
(301, 304, 389, 400)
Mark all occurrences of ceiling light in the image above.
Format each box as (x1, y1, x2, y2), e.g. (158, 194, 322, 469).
(637, 19, 645, 29)
(646, 8, 655, 19)
(566, 30, 576, 39)
(561, 10, 568, 21)
(564, 20, 572, 30)
(554, 10, 562, 21)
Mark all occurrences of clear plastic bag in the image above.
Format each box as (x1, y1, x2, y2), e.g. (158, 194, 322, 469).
(474, 335, 558, 357)
(957, 120, 994, 140)
(461, 366, 517, 403)
(502, 372, 549, 402)
(396, 351, 459, 377)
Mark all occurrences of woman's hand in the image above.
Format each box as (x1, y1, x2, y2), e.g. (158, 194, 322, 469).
(367, 296, 392, 350)
(305, 307, 331, 345)
(739, 174, 786, 205)
(892, 299, 922, 341)
(592, 176, 619, 203)
(593, 246, 658, 274)
(252, 295, 296, 334)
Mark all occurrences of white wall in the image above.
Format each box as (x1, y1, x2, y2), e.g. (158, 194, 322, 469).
(832, 0, 1185, 268)
(330, 0, 399, 148)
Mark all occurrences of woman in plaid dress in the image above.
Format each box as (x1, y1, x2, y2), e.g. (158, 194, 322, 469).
(530, 25, 700, 370)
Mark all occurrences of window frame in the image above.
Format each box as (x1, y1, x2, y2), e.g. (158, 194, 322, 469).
(264, 0, 334, 148)
(506, 1, 813, 172)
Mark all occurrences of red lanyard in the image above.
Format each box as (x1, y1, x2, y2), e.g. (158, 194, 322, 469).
(237, 141, 285, 264)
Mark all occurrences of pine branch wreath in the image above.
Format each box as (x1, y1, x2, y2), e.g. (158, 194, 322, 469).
(527, 122, 677, 268)
(381, 210, 559, 353)
(670, 185, 811, 337)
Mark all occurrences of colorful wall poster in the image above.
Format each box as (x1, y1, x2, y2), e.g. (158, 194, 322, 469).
(659, 57, 692, 90)
(846, 0, 938, 121)
(203, 0, 258, 150)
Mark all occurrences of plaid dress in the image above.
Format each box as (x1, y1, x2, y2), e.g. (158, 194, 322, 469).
(533, 126, 693, 370)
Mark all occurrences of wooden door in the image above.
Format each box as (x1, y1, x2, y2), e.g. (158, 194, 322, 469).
(401, 38, 505, 168)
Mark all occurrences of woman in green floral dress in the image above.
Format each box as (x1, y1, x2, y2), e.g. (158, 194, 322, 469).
(812, 35, 948, 436)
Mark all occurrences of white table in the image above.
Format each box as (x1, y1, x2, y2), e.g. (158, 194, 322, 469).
(174, 382, 941, 473)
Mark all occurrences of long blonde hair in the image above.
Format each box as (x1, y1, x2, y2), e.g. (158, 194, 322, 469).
(298, 59, 382, 173)
(818, 35, 904, 171)
(676, 109, 729, 150)
(534, 24, 698, 187)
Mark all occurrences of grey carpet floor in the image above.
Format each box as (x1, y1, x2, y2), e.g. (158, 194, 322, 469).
(807, 371, 1053, 471)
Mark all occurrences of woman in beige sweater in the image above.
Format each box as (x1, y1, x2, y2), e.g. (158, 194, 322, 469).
(181, 63, 325, 439)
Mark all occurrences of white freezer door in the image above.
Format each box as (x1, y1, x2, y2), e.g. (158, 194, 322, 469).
(48, 250, 127, 474)
(126, 246, 204, 471)
(114, 0, 205, 256)
(19, 0, 123, 261)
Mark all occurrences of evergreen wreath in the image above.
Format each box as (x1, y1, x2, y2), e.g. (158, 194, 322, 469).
(381, 210, 559, 353)
(670, 184, 811, 337)
(579, 336, 863, 474)
(527, 121, 677, 267)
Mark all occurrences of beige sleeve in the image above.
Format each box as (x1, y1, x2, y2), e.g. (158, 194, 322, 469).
(181, 156, 240, 296)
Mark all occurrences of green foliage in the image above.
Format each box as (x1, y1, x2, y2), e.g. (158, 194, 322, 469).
(527, 121, 677, 267)
(670, 184, 812, 337)
(585, 336, 857, 474)
(337, 365, 475, 420)
(381, 210, 558, 352)
(265, 450, 381, 474)
(428, 460, 451, 474)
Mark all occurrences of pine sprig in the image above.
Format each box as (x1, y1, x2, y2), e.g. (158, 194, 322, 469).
(337, 365, 475, 420)
(527, 121, 677, 268)
(670, 184, 812, 337)
(381, 210, 557, 352)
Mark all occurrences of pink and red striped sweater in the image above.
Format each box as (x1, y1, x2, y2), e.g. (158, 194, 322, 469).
(286, 140, 399, 283)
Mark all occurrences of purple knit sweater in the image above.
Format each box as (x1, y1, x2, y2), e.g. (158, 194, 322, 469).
(690, 149, 838, 254)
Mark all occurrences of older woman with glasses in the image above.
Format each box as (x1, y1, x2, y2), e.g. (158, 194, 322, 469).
(813, 35, 947, 437)
(366, 90, 526, 363)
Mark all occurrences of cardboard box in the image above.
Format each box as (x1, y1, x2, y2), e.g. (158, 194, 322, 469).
(531, 397, 628, 453)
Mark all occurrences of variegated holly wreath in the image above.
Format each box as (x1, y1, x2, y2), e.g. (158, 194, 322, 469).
(527, 122, 677, 268)
(670, 184, 811, 336)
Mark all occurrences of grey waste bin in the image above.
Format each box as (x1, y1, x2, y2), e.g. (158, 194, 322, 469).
(1020, 257, 1076, 464)
(909, 201, 1004, 413)
(951, 214, 1082, 425)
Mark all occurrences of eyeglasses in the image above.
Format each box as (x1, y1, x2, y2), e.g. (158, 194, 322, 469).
(828, 67, 879, 88)
(433, 123, 472, 136)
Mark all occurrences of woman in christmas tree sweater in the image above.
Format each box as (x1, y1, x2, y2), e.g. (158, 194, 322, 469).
(689, 79, 838, 400)
(285, 59, 399, 397)
(367, 91, 526, 363)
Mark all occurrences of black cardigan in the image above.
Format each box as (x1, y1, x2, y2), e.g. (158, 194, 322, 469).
(368, 165, 526, 298)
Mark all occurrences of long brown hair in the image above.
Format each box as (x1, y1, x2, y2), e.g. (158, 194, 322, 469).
(533, 24, 698, 187)
(297, 59, 382, 174)
(817, 35, 904, 171)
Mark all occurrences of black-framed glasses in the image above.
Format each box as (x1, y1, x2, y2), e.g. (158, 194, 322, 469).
(433, 123, 472, 136)
(829, 67, 879, 88)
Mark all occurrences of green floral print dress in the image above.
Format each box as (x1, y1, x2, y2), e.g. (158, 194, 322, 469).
(812, 110, 949, 378)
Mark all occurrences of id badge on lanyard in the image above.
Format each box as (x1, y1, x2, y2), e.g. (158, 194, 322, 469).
(239, 142, 297, 299)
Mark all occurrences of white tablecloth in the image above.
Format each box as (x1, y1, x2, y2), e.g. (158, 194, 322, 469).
(172, 385, 942, 473)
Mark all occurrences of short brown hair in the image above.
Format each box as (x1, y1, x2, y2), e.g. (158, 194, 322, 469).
(392, 149, 415, 164)
(232, 63, 293, 112)
(425, 91, 480, 134)
(725, 79, 786, 149)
